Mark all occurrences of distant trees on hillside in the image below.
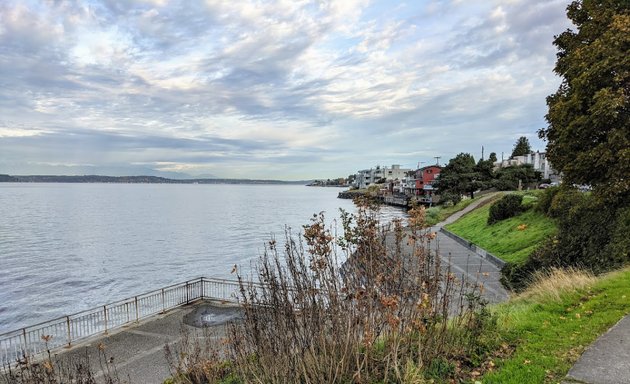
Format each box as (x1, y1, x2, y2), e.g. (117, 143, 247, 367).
(435, 152, 541, 204)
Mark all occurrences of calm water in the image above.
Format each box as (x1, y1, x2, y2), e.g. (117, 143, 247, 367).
(0, 183, 406, 333)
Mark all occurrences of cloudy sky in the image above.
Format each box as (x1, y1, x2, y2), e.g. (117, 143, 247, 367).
(0, 0, 573, 180)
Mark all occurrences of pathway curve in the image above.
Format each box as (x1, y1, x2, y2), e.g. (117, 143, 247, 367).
(434, 192, 501, 229)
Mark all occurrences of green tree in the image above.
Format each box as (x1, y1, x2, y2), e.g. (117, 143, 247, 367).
(503, 1, 630, 290)
(540, 0, 630, 202)
(435, 153, 482, 200)
(510, 136, 531, 158)
(493, 164, 541, 190)
(476, 157, 495, 185)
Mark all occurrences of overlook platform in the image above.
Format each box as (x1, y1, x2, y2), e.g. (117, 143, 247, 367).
(54, 300, 241, 383)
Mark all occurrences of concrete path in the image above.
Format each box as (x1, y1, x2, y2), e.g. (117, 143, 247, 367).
(432, 192, 508, 303)
(49, 301, 241, 384)
(563, 315, 630, 384)
(431, 229, 509, 303)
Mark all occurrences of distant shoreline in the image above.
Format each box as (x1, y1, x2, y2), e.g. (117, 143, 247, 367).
(0, 174, 310, 185)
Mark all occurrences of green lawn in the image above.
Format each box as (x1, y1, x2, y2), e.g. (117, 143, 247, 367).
(424, 196, 486, 226)
(444, 192, 556, 264)
(484, 267, 630, 383)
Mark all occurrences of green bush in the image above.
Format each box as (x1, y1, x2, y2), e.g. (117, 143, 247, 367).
(547, 187, 585, 219)
(604, 207, 630, 264)
(488, 194, 523, 225)
(425, 207, 440, 224)
(534, 186, 560, 215)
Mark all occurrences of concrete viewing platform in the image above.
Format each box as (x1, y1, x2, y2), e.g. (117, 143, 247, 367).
(47, 301, 241, 383)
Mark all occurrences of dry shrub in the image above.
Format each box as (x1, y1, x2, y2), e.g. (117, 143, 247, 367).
(164, 325, 233, 384)
(222, 198, 494, 383)
(2, 339, 123, 384)
(519, 267, 596, 302)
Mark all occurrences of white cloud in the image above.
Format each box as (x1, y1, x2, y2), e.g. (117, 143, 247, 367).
(0, 0, 574, 179)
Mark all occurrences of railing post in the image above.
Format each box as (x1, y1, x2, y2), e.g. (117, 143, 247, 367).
(161, 288, 165, 313)
(22, 328, 28, 357)
(135, 296, 139, 322)
(66, 316, 71, 347)
(200, 277, 204, 299)
(103, 306, 108, 335)
(186, 281, 190, 304)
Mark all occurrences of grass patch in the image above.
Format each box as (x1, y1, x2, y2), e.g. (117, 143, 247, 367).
(424, 195, 487, 226)
(444, 192, 556, 264)
(483, 267, 630, 383)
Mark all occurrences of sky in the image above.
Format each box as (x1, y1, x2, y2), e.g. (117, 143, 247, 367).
(0, 0, 574, 180)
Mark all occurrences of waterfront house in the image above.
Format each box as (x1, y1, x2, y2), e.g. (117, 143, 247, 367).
(413, 165, 442, 202)
(352, 164, 412, 189)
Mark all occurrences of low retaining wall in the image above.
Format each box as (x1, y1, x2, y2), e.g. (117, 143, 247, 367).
(439, 228, 507, 269)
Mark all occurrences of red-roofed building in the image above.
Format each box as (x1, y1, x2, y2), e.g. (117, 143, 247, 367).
(414, 165, 441, 202)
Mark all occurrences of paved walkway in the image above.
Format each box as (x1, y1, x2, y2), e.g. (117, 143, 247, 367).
(433, 192, 508, 303)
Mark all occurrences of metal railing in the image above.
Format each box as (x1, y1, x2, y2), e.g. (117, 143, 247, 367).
(0, 277, 244, 368)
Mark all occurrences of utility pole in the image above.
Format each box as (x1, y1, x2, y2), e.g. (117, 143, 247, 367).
(434, 156, 441, 166)
(417, 161, 425, 169)
(481, 146, 484, 161)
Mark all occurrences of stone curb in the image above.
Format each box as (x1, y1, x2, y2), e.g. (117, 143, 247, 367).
(439, 228, 507, 269)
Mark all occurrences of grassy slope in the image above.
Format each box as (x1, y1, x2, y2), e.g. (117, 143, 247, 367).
(444, 193, 556, 264)
(424, 196, 482, 226)
(484, 268, 630, 383)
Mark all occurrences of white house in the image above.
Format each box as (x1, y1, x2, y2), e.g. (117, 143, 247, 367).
(496, 151, 561, 183)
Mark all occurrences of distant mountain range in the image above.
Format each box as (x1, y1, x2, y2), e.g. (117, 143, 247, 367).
(0, 174, 312, 185)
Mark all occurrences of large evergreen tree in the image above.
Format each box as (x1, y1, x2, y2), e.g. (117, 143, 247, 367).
(540, 0, 629, 202)
(510, 136, 531, 158)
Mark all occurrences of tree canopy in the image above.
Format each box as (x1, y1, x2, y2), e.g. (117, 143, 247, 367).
(510, 136, 531, 158)
(435, 153, 483, 200)
(540, 0, 629, 202)
(493, 164, 541, 191)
